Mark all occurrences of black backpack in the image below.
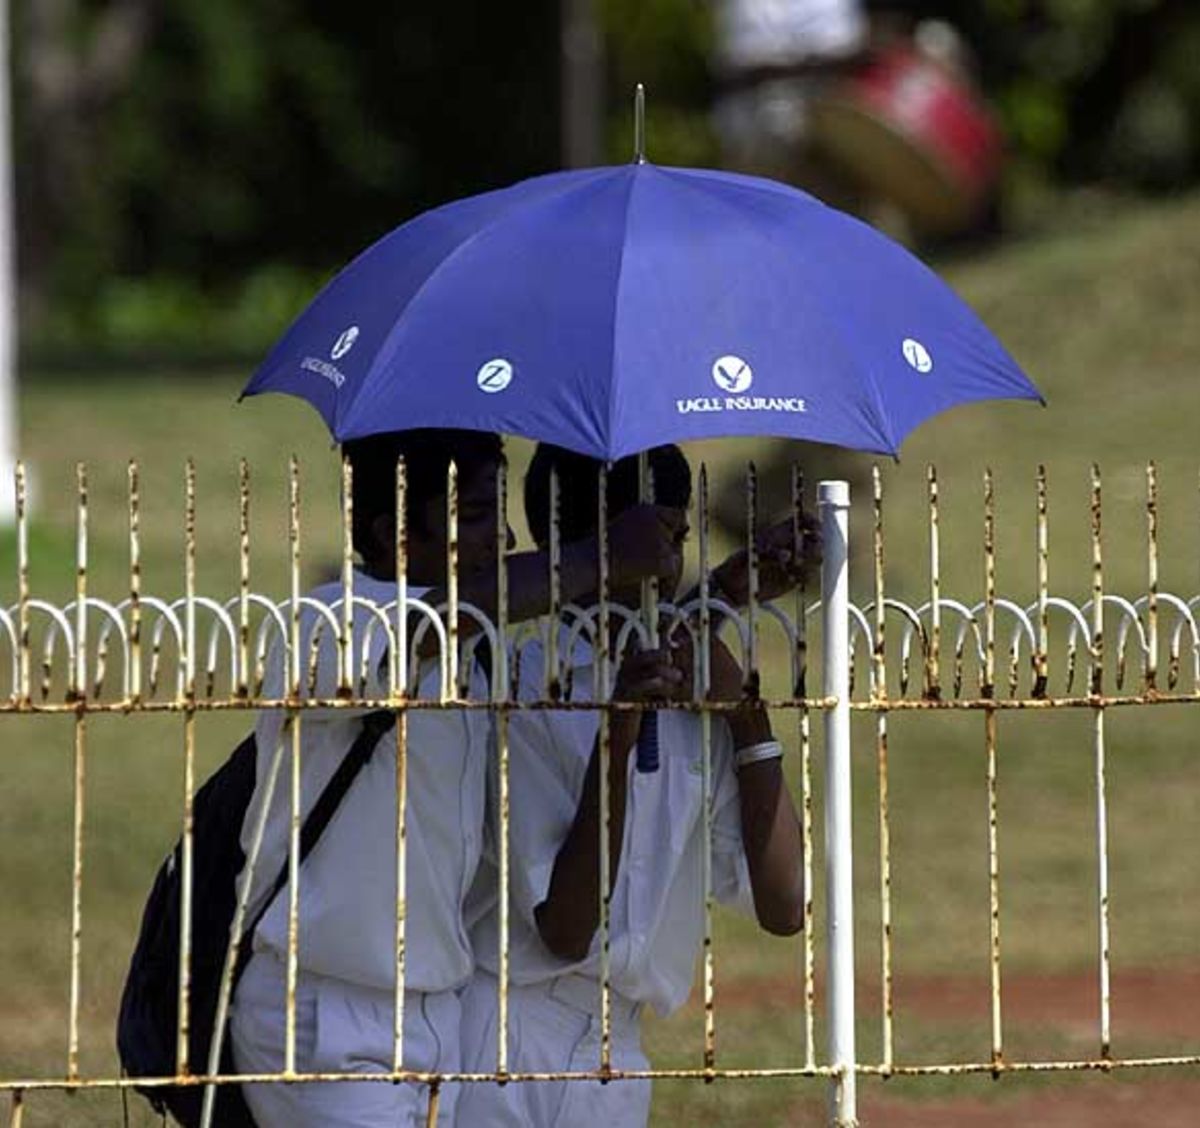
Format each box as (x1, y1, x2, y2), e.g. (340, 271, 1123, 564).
(117, 711, 395, 1127)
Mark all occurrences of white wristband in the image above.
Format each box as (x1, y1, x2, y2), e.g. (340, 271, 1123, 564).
(733, 739, 783, 773)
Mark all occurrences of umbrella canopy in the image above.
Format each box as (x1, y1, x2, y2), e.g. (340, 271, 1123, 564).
(242, 162, 1042, 460)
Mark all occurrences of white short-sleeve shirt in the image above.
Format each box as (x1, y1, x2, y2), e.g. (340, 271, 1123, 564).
(468, 637, 753, 1017)
(716, 0, 866, 69)
(239, 572, 490, 994)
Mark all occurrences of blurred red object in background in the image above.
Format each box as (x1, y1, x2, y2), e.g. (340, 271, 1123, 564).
(810, 35, 1004, 237)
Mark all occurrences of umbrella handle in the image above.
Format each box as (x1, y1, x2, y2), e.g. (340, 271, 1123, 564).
(636, 712, 659, 773)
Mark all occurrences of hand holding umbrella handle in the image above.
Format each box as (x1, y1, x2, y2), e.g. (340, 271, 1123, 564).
(636, 711, 660, 773)
(615, 647, 668, 775)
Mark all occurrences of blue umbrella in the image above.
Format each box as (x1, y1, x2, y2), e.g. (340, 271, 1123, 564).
(241, 165, 1042, 461)
(243, 132, 1043, 773)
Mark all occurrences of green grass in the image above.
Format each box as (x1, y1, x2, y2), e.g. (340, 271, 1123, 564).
(3, 192, 1200, 1125)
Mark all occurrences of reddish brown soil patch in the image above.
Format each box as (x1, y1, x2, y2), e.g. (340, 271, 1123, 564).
(860, 1078, 1200, 1127)
(895, 967, 1200, 1042)
(721, 966, 1200, 1042)
(723, 967, 1200, 1124)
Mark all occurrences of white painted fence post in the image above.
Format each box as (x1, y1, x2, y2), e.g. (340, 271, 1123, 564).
(820, 479, 857, 1126)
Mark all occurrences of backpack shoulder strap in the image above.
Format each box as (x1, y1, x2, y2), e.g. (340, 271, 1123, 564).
(297, 710, 396, 865)
(243, 710, 396, 961)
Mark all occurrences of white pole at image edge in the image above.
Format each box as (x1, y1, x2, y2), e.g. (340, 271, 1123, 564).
(0, 0, 17, 525)
(820, 479, 856, 1126)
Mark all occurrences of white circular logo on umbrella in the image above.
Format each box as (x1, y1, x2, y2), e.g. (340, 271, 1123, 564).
(902, 338, 933, 373)
(712, 354, 753, 393)
(477, 358, 514, 394)
(331, 325, 359, 360)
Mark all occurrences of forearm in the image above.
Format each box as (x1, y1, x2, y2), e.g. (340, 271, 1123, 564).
(412, 540, 600, 658)
(499, 538, 603, 622)
(679, 558, 742, 609)
(733, 718, 805, 936)
(535, 713, 637, 961)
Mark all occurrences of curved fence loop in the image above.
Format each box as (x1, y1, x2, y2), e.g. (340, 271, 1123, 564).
(0, 607, 17, 702)
(31, 600, 80, 701)
(1130, 594, 1199, 691)
(400, 598, 450, 698)
(1152, 594, 1200, 689)
(846, 603, 874, 697)
(296, 596, 351, 698)
(84, 599, 131, 700)
(1041, 597, 1093, 696)
(885, 601, 930, 699)
(143, 598, 186, 700)
(444, 600, 504, 699)
(355, 600, 400, 696)
(989, 600, 1037, 698)
(558, 603, 601, 701)
(1103, 595, 1148, 691)
(509, 617, 553, 701)
(223, 594, 288, 697)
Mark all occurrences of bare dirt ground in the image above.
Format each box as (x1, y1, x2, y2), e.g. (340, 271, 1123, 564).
(861, 1079, 1200, 1127)
(729, 967, 1200, 1125)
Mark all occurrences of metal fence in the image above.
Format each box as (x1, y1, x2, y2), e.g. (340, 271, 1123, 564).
(1, 458, 1197, 1127)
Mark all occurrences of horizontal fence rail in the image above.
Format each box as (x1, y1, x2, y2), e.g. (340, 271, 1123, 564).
(1, 458, 1198, 1128)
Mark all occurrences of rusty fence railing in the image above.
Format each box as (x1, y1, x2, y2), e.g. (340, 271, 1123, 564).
(1, 459, 1198, 1127)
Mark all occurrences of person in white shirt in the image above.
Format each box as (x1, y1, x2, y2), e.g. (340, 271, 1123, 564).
(459, 443, 812, 1128)
(230, 430, 687, 1128)
(713, 0, 868, 179)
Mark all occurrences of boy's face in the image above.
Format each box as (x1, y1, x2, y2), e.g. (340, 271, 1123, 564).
(417, 459, 511, 584)
(608, 505, 689, 608)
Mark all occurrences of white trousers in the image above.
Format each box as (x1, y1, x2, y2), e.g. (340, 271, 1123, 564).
(456, 971, 651, 1128)
(230, 951, 460, 1127)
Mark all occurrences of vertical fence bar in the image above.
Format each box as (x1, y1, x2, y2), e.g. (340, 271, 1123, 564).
(635, 452, 659, 775)
(637, 452, 659, 650)
(697, 465, 716, 1074)
(15, 462, 28, 704)
(7, 1091, 22, 1128)
(1035, 466, 1049, 696)
(177, 460, 199, 1076)
(73, 464, 88, 701)
(547, 466, 561, 701)
(395, 456, 408, 696)
(820, 480, 856, 1126)
(926, 466, 941, 700)
(238, 461, 250, 697)
(340, 457, 354, 696)
(67, 463, 88, 1080)
(794, 464, 816, 1071)
(285, 457, 302, 1074)
(983, 469, 1003, 1072)
(597, 465, 613, 1073)
(745, 462, 760, 694)
(495, 457, 511, 1075)
(128, 461, 142, 705)
(393, 457, 409, 1071)
(446, 463, 459, 701)
(1091, 464, 1112, 1059)
(1146, 462, 1158, 693)
(202, 461, 280, 1123)
(872, 467, 893, 1073)
(203, 744, 291, 1126)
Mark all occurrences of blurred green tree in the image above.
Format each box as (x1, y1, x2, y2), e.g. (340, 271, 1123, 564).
(10, 0, 1200, 358)
(14, 0, 558, 354)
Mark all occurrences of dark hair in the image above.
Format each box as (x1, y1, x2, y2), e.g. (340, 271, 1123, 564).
(344, 429, 503, 553)
(524, 443, 691, 549)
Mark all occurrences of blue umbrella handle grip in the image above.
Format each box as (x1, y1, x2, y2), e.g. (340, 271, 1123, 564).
(636, 712, 660, 773)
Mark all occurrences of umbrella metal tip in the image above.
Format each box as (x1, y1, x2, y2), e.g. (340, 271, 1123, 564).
(633, 83, 646, 164)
